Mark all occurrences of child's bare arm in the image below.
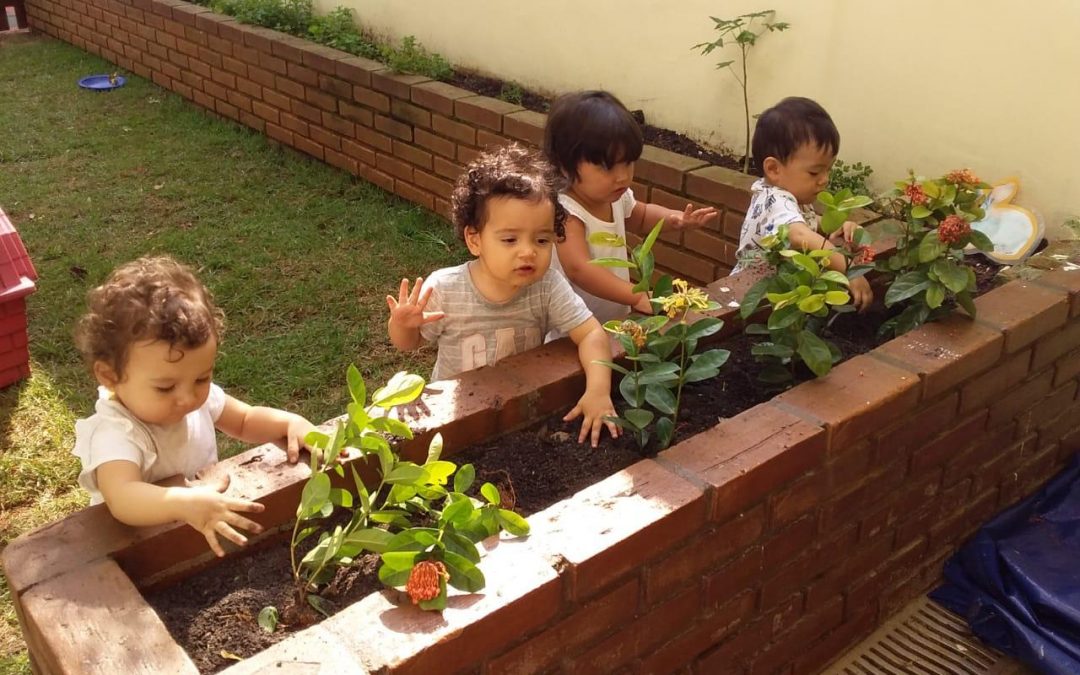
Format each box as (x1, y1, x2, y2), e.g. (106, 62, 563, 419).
(557, 217, 651, 312)
(215, 395, 316, 463)
(626, 202, 719, 235)
(788, 221, 873, 311)
(386, 277, 443, 351)
(562, 317, 619, 447)
(96, 460, 265, 557)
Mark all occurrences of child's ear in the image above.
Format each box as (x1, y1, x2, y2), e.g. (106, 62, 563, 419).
(92, 360, 120, 389)
(762, 156, 782, 180)
(463, 226, 482, 255)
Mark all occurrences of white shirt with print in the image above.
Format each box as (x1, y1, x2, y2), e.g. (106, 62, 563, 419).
(732, 179, 820, 273)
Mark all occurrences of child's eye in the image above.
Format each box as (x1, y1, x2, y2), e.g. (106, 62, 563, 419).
(155, 385, 175, 393)
(537, 238, 551, 246)
(502, 238, 517, 245)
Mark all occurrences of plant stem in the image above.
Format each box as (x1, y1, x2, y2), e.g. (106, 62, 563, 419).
(741, 43, 750, 174)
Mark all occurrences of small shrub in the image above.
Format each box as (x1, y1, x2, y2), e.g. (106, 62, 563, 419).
(210, 0, 313, 35)
(828, 159, 874, 199)
(380, 35, 453, 81)
(498, 82, 525, 106)
(590, 221, 728, 450)
(307, 7, 381, 60)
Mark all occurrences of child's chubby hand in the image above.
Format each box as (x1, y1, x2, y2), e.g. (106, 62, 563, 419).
(850, 275, 874, 312)
(283, 414, 317, 463)
(563, 390, 620, 448)
(671, 204, 719, 230)
(180, 487, 266, 557)
(828, 220, 862, 247)
(386, 277, 445, 329)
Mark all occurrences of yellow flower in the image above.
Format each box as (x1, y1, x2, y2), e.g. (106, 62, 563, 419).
(659, 279, 711, 319)
(618, 320, 647, 348)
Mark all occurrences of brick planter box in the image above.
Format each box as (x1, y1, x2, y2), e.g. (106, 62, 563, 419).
(6, 269, 1080, 674)
(0, 207, 37, 388)
(10, 1, 1080, 672)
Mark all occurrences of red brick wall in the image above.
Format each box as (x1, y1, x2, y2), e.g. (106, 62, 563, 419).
(24, 0, 803, 285)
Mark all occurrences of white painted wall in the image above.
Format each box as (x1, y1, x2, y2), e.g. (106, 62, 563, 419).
(317, 0, 1080, 234)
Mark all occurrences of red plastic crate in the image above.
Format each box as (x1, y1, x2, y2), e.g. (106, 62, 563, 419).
(0, 207, 36, 388)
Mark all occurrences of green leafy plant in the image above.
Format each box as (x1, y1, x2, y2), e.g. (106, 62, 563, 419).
(590, 221, 729, 450)
(739, 226, 857, 383)
(380, 35, 453, 81)
(693, 10, 790, 174)
(498, 82, 525, 106)
(828, 159, 875, 199)
(208, 0, 313, 34)
(268, 367, 528, 625)
(307, 7, 381, 60)
(875, 169, 994, 337)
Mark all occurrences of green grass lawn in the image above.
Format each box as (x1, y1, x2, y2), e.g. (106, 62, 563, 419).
(0, 33, 465, 672)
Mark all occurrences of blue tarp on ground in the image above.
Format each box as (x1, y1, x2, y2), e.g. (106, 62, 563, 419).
(930, 456, 1080, 675)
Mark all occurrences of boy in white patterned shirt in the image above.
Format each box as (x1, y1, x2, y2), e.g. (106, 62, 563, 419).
(386, 144, 619, 447)
(732, 97, 873, 310)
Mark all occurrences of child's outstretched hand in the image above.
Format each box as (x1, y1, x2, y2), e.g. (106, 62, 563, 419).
(283, 414, 316, 463)
(850, 275, 874, 313)
(181, 488, 265, 557)
(563, 390, 620, 448)
(671, 204, 719, 230)
(828, 220, 862, 247)
(386, 277, 445, 329)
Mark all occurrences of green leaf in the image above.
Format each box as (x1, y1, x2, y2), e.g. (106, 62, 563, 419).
(820, 270, 850, 286)
(624, 408, 655, 430)
(640, 219, 665, 257)
(298, 472, 331, 519)
(740, 278, 770, 319)
(956, 290, 977, 317)
(480, 482, 501, 505)
(638, 362, 680, 385)
(745, 322, 770, 335)
(791, 253, 820, 275)
(925, 282, 946, 309)
(257, 606, 278, 634)
(443, 531, 482, 562)
(346, 364, 366, 405)
(647, 335, 680, 361)
(443, 550, 486, 592)
(371, 371, 425, 408)
(767, 305, 803, 330)
(417, 578, 448, 611)
(918, 232, 946, 263)
(329, 488, 353, 508)
(378, 551, 421, 585)
(684, 349, 729, 383)
(594, 359, 631, 376)
(587, 231, 626, 247)
(423, 460, 456, 485)
(340, 527, 394, 555)
(685, 317, 724, 340)
(645, 384, 677, 415)
(496, 508, 530, 536)
(969, 228, 994, 252)
(385, 463, 425, 485)
(655, 416, 675, 449)
(453, 464, 476, 493)
(370, 415, 414, 440)
(590, 257, 637, 269)
(758, 363, 793, 384)
(824, 290, 851, 306)
(441, 497, 475, 525)
(307, 594, 331, 618)
(797, 294, 826, 314)
(884, 272, 931, 307)
(426, 433, 444, 464)
(932, 260, 969, 293)
(304, 429, 330, 449)
(752, 342, 795, 359)
(820, 209, 845, 236)
(797, 330, 834, 378)
(911, 205, 931, 219)
(619, 374, 644, 408)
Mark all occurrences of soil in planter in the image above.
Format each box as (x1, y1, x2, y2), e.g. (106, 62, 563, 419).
(447, 71, 744, 172)
(146, 526, 382, 674)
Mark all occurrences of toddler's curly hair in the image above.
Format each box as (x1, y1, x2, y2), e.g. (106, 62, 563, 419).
(450, 144, 566, 240)
(74, 256, 224, 380)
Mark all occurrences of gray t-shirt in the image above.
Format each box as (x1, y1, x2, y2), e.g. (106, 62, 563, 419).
(419, 262, 593, 381)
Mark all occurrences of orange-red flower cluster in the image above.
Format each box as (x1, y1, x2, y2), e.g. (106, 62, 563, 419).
(406, 560, 448, 604)
(937, 215, 972, 245)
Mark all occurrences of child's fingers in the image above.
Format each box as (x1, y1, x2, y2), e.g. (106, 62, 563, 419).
(563, 403, 582, 423)
(203, 530, 226, 557)
(590, 417, 603, 448)
(224, 511, 263, 535)
(417, 285, 434, 309)
(226, 497, 266, 514)
(386, 295, 398, 312)
(605, 418, 620, 440)
(422, 311, 446, 324)
(286, 434, 299, 463)
(408, 277, 424, 305)
(214, 521, 249, 548)
(397, 278, 410, 305)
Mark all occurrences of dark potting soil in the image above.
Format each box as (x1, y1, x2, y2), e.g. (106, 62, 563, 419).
(149, 263, 1000, 672)
(446, 71, 743, 172)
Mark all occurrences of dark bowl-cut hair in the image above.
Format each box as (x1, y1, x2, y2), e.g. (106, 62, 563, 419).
(751, 97, 840, 174)
(450, 143, 567, 241)
(543, 90, 644, 182)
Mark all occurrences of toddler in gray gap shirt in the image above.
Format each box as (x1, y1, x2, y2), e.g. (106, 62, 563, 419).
(386, 145, 620, 447)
